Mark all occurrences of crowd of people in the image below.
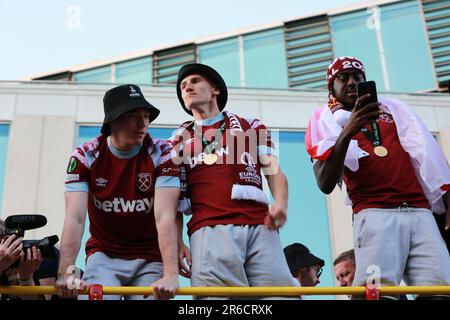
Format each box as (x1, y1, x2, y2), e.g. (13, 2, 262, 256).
(1, 57, 449, 300)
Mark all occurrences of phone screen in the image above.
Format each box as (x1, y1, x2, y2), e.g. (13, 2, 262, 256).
(357, 81, 378, 104)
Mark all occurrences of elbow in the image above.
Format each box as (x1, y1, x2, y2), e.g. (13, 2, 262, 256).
(323, 187, 334, 195)
(277, 170, 288, 186)
(314, 166, 336, 195)
(317, 180, 334, 195)
(155, 208, 177, 226)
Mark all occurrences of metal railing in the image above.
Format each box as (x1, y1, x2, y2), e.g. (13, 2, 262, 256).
(1, 285, 449, 300)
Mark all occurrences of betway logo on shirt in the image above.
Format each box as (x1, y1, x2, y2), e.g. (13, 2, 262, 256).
(93, 196, 154, 213)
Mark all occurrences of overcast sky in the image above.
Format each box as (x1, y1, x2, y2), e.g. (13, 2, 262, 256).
(0, 0, 369, 80)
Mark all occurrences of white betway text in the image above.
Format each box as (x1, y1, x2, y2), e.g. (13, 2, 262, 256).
(93, 196, 154, 213)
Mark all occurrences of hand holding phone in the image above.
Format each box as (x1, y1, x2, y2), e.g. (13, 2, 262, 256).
(343, 81, 382, 138)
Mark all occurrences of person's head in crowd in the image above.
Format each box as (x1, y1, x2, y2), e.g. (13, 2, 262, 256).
(177, 63, 227, 118)
(327, 56, 366, 109)
(101, 84, 160, 150)
(34, 246, 63, 300)
(284, 243, 325, 287)
(333, 249, 356, 287)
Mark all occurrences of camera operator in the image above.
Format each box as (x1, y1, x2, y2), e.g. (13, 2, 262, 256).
(1, 219, 23, 273)
(0, 238, 23, 275)
(1, 219, 43, 300)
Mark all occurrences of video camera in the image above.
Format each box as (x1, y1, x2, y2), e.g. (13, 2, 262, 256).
(4, 214, 59, 260)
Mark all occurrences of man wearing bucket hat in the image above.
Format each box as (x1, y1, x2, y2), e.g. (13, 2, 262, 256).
(284, 243, 324, 287)
(172, 63, 297, 298)
(306, 56, 450, 299)
(56, 84, 180, 300)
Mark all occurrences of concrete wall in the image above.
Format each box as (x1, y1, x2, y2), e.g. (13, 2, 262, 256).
(2, 116, 75, 239)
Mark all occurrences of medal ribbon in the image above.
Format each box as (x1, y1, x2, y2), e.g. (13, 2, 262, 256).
(193, 120, 226, 154)
(361, 120, 382, 147)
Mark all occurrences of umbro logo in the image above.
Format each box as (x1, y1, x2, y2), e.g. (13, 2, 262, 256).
(96, 177, 108, 187)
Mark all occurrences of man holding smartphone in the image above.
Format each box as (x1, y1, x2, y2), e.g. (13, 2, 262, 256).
(306, 56, 450, 299)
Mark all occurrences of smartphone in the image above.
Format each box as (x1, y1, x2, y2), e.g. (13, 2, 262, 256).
(357, 81, 378, 104)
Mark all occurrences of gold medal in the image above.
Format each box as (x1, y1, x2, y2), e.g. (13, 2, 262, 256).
(203, 153, 218, 165)
(374, 146, 388, 157)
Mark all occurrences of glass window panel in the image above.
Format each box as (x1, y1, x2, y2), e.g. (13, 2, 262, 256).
(331, 10, 387, 90)
(243, 28, 289, 88)
(116, 56, 152, 85)
(75, 66, 111, 83)
(199, 38, 241, 87)
(380, 0, 436, 91)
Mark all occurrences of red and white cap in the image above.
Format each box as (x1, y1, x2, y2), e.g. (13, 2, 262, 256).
(326, 56, 366, 96)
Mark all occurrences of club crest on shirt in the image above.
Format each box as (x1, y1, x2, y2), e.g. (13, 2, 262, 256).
(137, 173, 152, 193)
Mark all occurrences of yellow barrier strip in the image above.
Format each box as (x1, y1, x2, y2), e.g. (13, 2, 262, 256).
(1, 286, 450, 296)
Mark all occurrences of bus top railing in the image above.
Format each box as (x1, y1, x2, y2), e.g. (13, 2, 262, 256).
(1, 285, 450, 300)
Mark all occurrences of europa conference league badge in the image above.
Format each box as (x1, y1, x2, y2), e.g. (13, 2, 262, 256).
(67, 157, 78, 173)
